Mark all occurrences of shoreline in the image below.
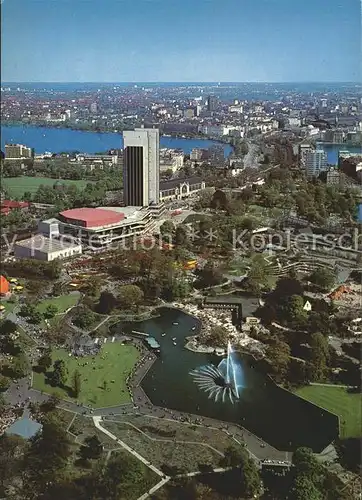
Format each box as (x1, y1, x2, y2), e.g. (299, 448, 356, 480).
(1, 122, 234, 149)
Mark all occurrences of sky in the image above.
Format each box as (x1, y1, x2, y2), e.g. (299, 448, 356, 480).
(1, 0, 361, 82)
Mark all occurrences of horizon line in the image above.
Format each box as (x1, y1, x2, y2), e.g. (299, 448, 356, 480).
(2, 80, 361, 85)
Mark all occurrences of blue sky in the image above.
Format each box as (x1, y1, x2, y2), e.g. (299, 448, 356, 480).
(1, 0, 361, 82)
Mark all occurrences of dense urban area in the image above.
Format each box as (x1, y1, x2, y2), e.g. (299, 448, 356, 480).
(0, 81, 361, 500)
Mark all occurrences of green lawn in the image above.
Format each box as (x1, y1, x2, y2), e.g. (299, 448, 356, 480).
(1, 299, 18, 314)
(3, 176, 90, 198)
(33, 342, 140, 408)
(296, 385, 362, 438)
(37, 293, 80, 315)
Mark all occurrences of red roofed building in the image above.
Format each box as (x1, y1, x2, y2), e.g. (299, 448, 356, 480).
(0, 275, 10, 296)
(59, 208, 125, 228)
(57, 206, 153, 249)
(1, 200, 30, 216)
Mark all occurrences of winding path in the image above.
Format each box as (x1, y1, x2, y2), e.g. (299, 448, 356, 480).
(93, 416, 170, 500)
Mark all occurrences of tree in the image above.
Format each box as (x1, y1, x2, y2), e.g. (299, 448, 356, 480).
(0, 375, 10, 391)
(72, 306, 95, 329)
(271, 277, 304, 302)
(0, 434, 26, 497)
(195, 261, 223, 288)
(221, 444, 247, 467)
(195, 187, 215, 209)
(289, 475, 322, 500)
(24, 417, 72, 496)
(44, 304, 58, 319)
(220, 445, 261, 498)
(117, 285, 144, 310)
(175, 224, 188, 246)
(83, 277, 102, 298)
(97, 291, 117, 314)
(160, 220, 175, 240)
(28, 310, 43, 325)
(51, 360, 68, 387)
(78, 435, 103, 461)
(100, 452, 145, 499)
(206, 325, 228, 347)
(51, 282, 63, 296)
(309, 268, 335, 291)
(37, 353, 52, 373)
(71, 369, 81, 398)
(308, 332, 329, 381)
(0, 319, 17, 335)
(292, 447, 322, 483)
(266, 340, 291, 382)
(283, 294, 308, 324)
(10, 353, 29, 378)
(40, 394, 61, 413)
(211, 189, 229, 210)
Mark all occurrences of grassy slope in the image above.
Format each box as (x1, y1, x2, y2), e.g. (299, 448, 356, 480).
(33, 343, 140, 407)
(296, 385, 362, 438)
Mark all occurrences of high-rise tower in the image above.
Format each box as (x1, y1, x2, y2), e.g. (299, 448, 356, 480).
(123, 128, 160, 206)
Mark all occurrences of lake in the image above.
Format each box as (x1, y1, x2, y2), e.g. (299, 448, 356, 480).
(317, 143, 362, 165)
(112, 307, 338, 453)
(0, 125, 233, 157)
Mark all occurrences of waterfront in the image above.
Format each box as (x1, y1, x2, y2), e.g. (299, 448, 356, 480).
(318, 142, 362, 165)
(112, 307, 339, 453)
(0, 125, 233, 156)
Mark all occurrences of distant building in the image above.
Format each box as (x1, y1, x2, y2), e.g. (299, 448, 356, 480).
(229, 104, 243, 114)
(123, 128, 160, 206)
(190, 148, 207, 161)
(90, 102, 98, 113)
(326, 167, 340, 185)
(298, 142, 315, 168)
(159, 150, 184, 173)
(207, 95, 217, 112)
(183, 108, 197, 119)
(1, 200, 30, 216)
(208, 145, 225, 165)
(339, 154, 362, 183)
(305, 150, 328, 178)
(5, 144, 32, 159)
(159, 177, 206, 202)
(14, 235, 82, 261)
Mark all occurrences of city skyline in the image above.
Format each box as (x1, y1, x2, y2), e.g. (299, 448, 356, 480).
(1, 0, 361, 83)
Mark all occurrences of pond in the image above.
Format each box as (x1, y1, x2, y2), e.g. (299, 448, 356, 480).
(111, 307, 339, 453)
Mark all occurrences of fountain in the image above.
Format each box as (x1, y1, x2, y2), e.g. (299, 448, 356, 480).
(190, 341, 243, 404)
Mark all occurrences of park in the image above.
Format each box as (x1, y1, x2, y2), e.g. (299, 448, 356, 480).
(33, 342, 140, 407)
(295, 385, 361, 439)
(3, 176, 89, 198)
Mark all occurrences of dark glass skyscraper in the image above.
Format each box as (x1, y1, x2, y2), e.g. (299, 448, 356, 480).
(123, 128, 160, 206)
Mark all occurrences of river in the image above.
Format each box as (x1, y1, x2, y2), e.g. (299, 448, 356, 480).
(0, 125, 233, 157)
(112, 307, 338, 453)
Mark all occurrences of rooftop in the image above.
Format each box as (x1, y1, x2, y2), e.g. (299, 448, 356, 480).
(59, 207, 124, 228)
(15, 235, 81, 253)
(6, 414, 42, 440)
(160, 176, 203, 191)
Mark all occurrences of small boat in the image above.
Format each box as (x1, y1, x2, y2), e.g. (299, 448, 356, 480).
(173, 342, 177, 346)
(172, 337, 176, 341)
(172, 322, 178, 326)
(161, 333, 166, 337)
(191, 326, 196, 331)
